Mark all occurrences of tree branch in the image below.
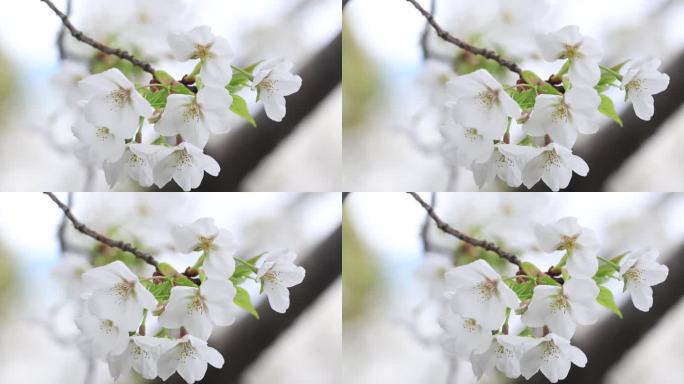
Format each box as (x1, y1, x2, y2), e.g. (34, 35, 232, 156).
(419, 192, 436, 254)
(39, 0, 156, 75)
(420, 0, 436, 60)
(407, 192, 522, 267)
(56, 192, 73, 256)
(55, 0, 72, 61)
(405, 0, 523, 76)
(44, 192, 161, 272)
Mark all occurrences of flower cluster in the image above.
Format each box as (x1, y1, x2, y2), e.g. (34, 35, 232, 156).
(63, 217, 305, 383)
(434, 216, 668, 382)
(439, 25, 670, 191)
(73, 25, 302, 191)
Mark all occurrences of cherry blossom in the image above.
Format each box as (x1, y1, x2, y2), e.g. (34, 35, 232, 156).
(444, 259, 519, 330)
(415, 253, 452, 298)
(171, 217, 237, 280)
(257, 250, 306, 313)
(107, 336, 165, 380)
(103, 144, 161, 189)
(438, 310, 491, 358)
(537, 25, 604, 86)
(471, 335, 533, 380)
(81, 260, 156, 331)
(619, 248, 669, 311)
(534, 217, 600, 278)
(51, 253, 91, 297)
(78, 68, 153, 138)
(76, 308, 130, 358)
(440, 115, 494, 167)
(252, 59, 303, 122)
(153, 142, 220, 192)
(520, 333, 587, 383)
(158, 334, 224, 383)
(471, 144, 534, 189)
(169, 26, 234, 87)
(72, 116, 127, 166)
(621, 58, 671, 121)
(522, 143, 589, 192)
(522, 278, 601, 338)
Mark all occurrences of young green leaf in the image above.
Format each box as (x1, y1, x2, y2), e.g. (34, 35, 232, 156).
(154, 70, 175, 85)
(234, 286, 259, 319)
(538, 274, 562, 287)
(174, 275, 198, 287)
(521, 262, 542, 277)
(158, 262, 178, 277)
(597, 285, 623, 319)
(522, 70, 542, 85)
(511, 89, 537, 110)
(598, 94, 623, 127)
(229, 94, 256, 127)
(538, 82, 563, 96)
(143, 279, 173, 302)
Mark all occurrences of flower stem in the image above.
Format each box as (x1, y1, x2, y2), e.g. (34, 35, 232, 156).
(231, 65, 255, 81)
(598, 256, 621, 272)
(235, 257, 258, 273)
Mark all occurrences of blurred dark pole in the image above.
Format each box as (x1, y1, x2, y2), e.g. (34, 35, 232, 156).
(516, 243, 684, 384)
(343, 0, 351, 8)
(521, 50, 684, 192)
(161, 226, 342, 384)
(162, 33, 341, 191)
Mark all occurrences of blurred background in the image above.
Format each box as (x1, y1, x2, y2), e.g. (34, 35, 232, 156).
(0, 0, 341, 191)
(0, 192, 341, 383)
(343, 0, 684, 191)
(343, 192, 684, 384)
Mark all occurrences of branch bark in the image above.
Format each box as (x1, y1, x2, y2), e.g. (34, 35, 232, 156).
(408, 192, 523, 267)
(405, 0, 523, 76)
(166, 33, 341, 191)
(162, 225, 342, 384)
(44, 192, 161, 272)
(39, 0, 156, 75)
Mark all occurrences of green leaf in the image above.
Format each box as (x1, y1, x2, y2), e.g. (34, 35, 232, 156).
(140, 88, 169, 109)
(227, 62, 261, 93)
(611, 60, 629, 73)
(234, 286, 259, 319)
(538, 82, 562, 96)
(521, 262, 541, 277)
(170, 83, 194, 95)
(538, 274, 562, 286)
(511, 89, 537, 110)
(596, 65, 623, 92)
(597, 286, 623, 319)
(158, 262, 177, 277)
(505, 279, 535, 301)
(594, 253, 627, 284)
(154, 70, 175, 85)
(229, 94, 256, 127)
(522, 70, 542, 85)
(598, 94, 623, 127)
(174, 275, 198, 287)
(144, 279, 173, 302)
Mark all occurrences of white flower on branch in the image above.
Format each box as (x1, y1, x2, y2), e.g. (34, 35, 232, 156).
(471, 335, 533, 380)
(440, 115, 494, 167)
(159, 280, 238, 340)
(534, 217, 600, 278)
(252, 59, 303, 122)
(438, 310, 491, 358)
(155, 86, 233, 149)
(522, 143, 589, 192)
(172, 217, 237, 280)
(153, 142, 220, 191)
(523, 86, 601, 148)
(257, 250, 306, 313)
(78, 68, 153, 138)
(537, 25, 604, 86)
(520, 333, 587, 383)
(76, 308, 130, 358)
(445, 69, 521, 140)
(471, 143, 534, 189)
(169, 26, 234, 88)
(107, 336, 165, 380)
(158, 334, 224, 383)
(619, 248, 669, 311)
(621, 58, 670, 121)
(81, 260, 156, 331)
(104, 143, 162, 188)
(444, 259, 519, 330)
(72, 116, 127, 166)
(522, 278, 601, 338)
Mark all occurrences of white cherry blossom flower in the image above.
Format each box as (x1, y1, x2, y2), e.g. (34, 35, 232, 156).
(440, 115, 494, 167)
(252, 59, 302, 122)
(81, 260, 156, 331)
(537, 25, 604, 86)
(155, 86, 233, 148)
(471, 335, 533, 380)
(446, 69, 521, 139)
(522, 143, 589, 191)
(158, 279, 238, 340)
(522, 277, 601, 338)
(619, 248, 669, 311)
(621, 58, 670, 121)
(107, 336, 165, 380)
(153, 142, 220, 191)
(104, 144, 161, 189)
(257, 250, 306, 313)
(52, 253, 91, 297)
(444, 259, 520, 330)
(72, 116, 126, 166)
(76, 308, 130, 358)
(472, 144, 536, 189)
(534, 217, 601, 278)
(158, 334, 224, 383)
(169, 26, 234, 87)
(438, 310, 491, 358)
(51, 60, 90, 104)
(521, 333, 587, 383)
(415, 252, 452, 298)
(171, 217, 237, 280)
(78, 68, 153, 138)
(523, 86, 601, 147)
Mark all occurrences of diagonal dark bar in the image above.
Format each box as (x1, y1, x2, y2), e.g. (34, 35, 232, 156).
(515, 243, 684, 384)
(163, 33, 341, 191)
(160, 225, 342, 384)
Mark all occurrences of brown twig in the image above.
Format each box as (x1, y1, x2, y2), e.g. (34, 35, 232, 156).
(405, 0, 523, 76)
(44, 192, 161, 272)
(56, 192, 73, 256)
(420, 0, 436, 60)
(39, 0, 156, 75)
(56, 0, 72, 60)
(419, 192, 437, 254)
(407, 192, 522, 267)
